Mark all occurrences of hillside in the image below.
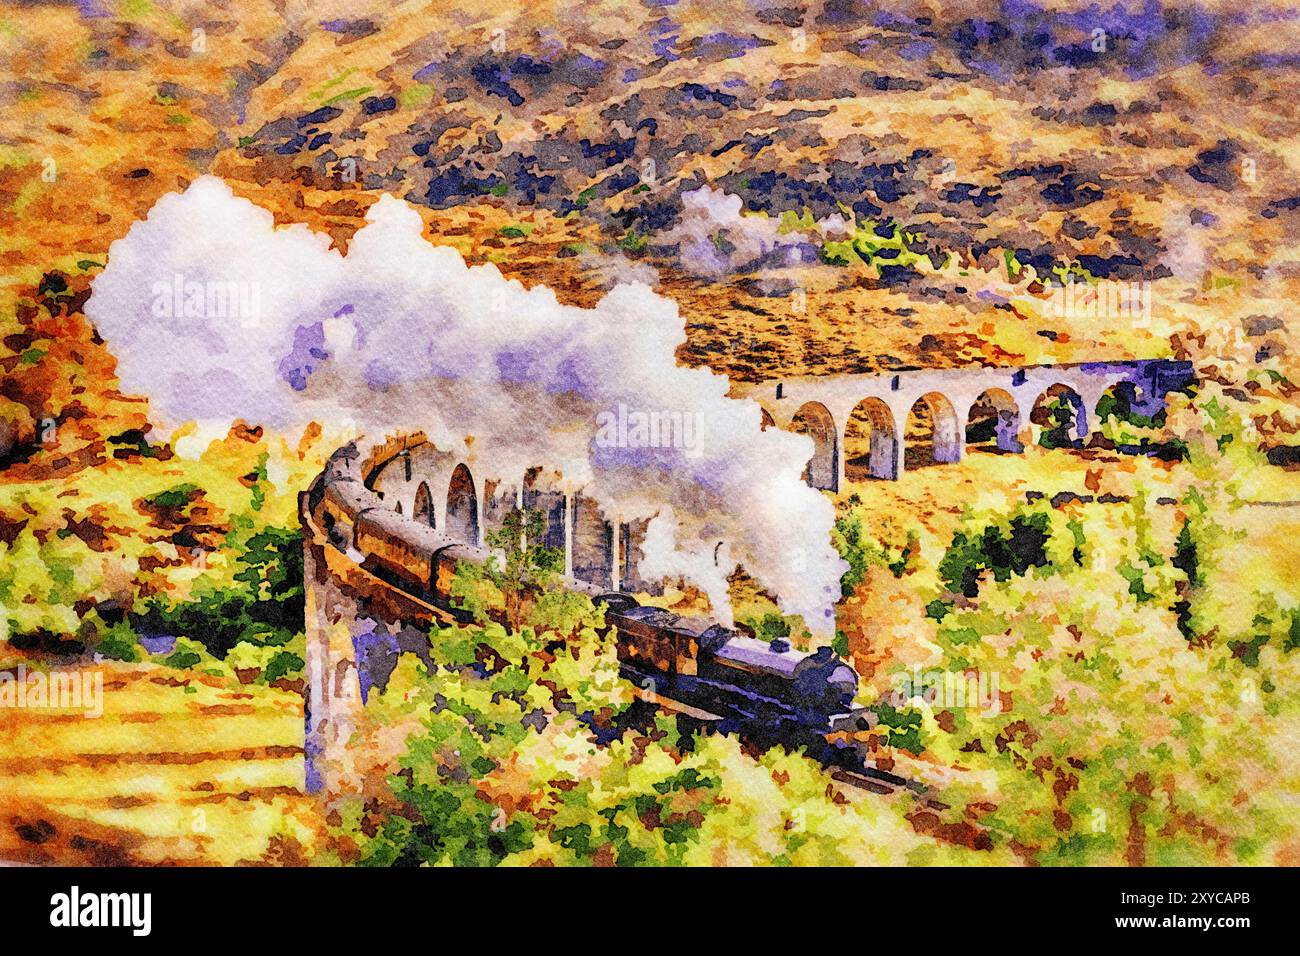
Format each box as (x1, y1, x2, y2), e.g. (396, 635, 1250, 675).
(2, 1, 1299, 391)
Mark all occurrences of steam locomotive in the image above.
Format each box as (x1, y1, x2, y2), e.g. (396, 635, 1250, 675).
(311, 467, 874, 745)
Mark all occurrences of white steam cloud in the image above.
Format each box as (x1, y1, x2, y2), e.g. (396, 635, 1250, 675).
(658, 186, 849, 277)
(86, 177, 846, 631)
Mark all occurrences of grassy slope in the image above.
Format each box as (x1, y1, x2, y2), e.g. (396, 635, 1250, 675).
(0, 662, 315, 865)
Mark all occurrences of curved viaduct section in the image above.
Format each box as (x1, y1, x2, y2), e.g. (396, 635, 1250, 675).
(359, 436, 657, 593)
(735, 359, 1194, 492)
(299, 436, 657, 793)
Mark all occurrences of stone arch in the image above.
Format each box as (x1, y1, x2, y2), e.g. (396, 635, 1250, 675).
(790, 401, 838, 491)
(1030, 384, 1087, 448)
(368, 456, 408, 507)
(1092, 379, 1173, 455)
(446, 463, 480, 545)
(905, 391, 961, 470)
(481, 479, 518, 539)
(571, 493, 614, 588)
(966, 388, 1023, 453)
(412, 481, 434, 527)
(523, 468, 567, 552)
(844, 397, 898, 481)
(619, 517, 659, 594)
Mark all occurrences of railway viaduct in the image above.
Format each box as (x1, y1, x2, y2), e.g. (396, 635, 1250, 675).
(358, 358, 1193, 554)
(300, 357, 1193, 792)
(732, 358, 1193, 491)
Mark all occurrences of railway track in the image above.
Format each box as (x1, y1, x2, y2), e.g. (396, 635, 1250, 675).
(831, 767, 925, 797)
(626, 670, 933, 800)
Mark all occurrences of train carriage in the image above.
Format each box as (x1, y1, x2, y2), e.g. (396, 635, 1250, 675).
(608, 606, 713, 677)
(354, 508, 444, 594)
(319, 479, 375, 553)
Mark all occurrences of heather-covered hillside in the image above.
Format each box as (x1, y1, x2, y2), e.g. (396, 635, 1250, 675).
(4, 1, 1300, 393)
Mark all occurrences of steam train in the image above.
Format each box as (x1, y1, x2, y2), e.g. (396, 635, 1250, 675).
(313, 469, 875, 749)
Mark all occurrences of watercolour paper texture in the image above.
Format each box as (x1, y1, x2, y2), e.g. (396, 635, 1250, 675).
(0, 0, 1297, 868)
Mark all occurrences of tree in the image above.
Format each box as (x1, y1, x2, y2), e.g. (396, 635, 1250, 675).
(482, 508, 565, 629)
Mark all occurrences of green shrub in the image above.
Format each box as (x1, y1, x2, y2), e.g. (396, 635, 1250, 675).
(158, 636, 208, 671)
(343, 618, 938, 867)
(130, 526, 304, 657)
(95, 621, 141, 662)
(937, 510, 1053, 599)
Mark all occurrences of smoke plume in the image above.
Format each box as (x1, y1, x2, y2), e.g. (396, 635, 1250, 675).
(87, 177, 846, 631)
